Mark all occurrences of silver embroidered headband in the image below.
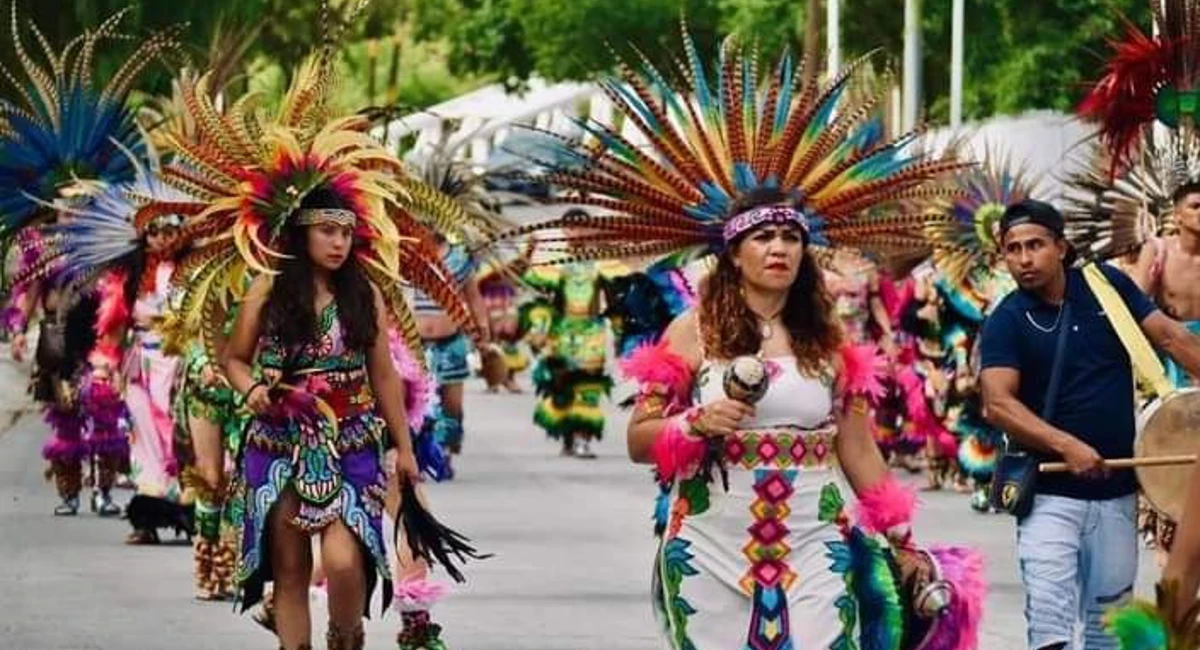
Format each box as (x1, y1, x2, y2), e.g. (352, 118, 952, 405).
(146, 214, 184, 230)
(722, 205, 809, 243)
(295, 208, 357, 227)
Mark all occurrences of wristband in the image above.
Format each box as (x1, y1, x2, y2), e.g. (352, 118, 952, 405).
(242, 380, 267, 404)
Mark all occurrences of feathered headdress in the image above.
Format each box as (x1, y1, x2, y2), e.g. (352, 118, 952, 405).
(11, 145, 193, 297)
(924, 147, 1033, 288)
(400, 129, 514, 246)
(151, 8, 483, 356)
(0, 4, 181, 234)
(485, 24, 963, 268)
(1079, 0, 1200, 175)
(1063, 134, 1190, 262)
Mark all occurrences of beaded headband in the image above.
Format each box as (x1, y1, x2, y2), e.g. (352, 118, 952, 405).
(295, 208, 357, 227)
(144, 214, 184, 231)
(722, 205, 809, 243)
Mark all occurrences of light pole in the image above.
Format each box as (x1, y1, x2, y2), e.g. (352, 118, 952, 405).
(903, 0, 923, 131)
(827, 0, 841, 77)
(950, 0, 964, 127)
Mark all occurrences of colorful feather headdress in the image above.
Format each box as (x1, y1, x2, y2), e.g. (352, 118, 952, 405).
(1063, 133, 1190, 263)
(11, 145, 193, 297)
(486, 25, 963, 268)
(150, 10, 483, 355)
(923, 146, 1033, 289)
(1079, 0, 1200, 176)
(0, 4, 181, 234)
(399, 129, 514, 246)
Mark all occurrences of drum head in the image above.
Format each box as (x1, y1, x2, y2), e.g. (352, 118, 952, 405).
(1136, 387, 1200, 521)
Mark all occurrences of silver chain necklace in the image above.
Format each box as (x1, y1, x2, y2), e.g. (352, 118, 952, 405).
(1025, 303, 1065, 333)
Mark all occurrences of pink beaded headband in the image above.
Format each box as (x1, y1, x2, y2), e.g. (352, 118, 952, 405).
(722, 205, 809, 243)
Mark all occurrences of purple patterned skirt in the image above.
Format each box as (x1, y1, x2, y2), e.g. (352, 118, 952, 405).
(235, 407, 391, 614)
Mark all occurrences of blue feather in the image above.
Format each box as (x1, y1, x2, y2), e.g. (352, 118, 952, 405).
(0, 86, 144, 235)
(684, 31, 717, 121)
(773, 53, 795, 135)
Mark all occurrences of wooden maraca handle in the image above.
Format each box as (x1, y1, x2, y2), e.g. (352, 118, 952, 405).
(1038, 455, 1197, 473)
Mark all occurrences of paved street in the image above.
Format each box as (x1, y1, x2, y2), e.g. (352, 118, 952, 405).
(0, 356, 1158, 650)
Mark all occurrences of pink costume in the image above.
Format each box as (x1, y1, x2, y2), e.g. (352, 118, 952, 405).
(91, 262, 186, 536)
(123, 262, 181, 499)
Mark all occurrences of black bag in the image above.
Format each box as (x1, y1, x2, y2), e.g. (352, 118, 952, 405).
(989, 300, 1072, 518)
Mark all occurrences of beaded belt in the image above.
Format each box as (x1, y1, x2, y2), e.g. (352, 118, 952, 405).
(723, 426, 838, 470)
(292, 368, 374, 419)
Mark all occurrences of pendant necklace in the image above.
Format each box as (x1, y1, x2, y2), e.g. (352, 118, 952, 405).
(753, 306, 785, 340)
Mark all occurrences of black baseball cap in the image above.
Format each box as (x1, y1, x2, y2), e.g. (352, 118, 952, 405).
(999, 198, 1077, 265)
(999, 199, 1064, 238)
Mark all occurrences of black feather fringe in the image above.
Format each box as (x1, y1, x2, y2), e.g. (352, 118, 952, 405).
(395, 480, 492, 584)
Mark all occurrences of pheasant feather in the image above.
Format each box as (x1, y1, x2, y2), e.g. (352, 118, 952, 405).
(485, 23, 963, 271)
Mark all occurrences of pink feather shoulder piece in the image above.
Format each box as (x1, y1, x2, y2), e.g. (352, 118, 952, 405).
(620, 338, 694, 406)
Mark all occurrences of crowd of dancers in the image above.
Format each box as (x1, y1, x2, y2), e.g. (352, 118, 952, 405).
(6, 0, 1200, 648)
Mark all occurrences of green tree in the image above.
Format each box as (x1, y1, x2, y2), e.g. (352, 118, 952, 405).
(414, 0, 722, 91)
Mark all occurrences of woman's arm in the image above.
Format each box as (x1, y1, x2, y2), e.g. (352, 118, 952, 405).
(463, 276, 491, 343)
(834, 397, 889, 495)
(626, 312, 701, 464)
(366, 287, 412, 454)
(222, 275, 270, 396)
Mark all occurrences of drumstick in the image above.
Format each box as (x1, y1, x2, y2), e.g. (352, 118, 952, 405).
(1039, 454, 1197, 473)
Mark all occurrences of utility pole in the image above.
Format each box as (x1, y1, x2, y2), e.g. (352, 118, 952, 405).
(827, 0, 840, 78)
(950, 0, 964, 126)
(903, 0, 923, 130)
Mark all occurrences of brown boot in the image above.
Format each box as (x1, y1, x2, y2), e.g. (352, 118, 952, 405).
(193, 538, 215, 600)
(210, 536, 237, 600)
(326, 622, 365, 650)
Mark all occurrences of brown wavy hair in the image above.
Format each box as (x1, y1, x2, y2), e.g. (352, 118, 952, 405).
(698, 189, 843, 375)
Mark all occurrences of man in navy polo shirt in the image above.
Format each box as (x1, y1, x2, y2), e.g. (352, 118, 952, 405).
(980, 199, 1200, 650)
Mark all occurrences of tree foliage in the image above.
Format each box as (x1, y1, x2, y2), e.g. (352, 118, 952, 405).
(409, 0, 1154, 121)
(0, 0, 1160, 123)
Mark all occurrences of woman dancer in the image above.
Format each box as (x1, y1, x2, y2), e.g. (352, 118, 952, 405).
(412, 235, 487, 477)
(489, 28, 985, 648)
(150, 29, 488, 642)
(0, 6, 178, 517)
(90, 210, 187, 543)
(523, 211, 627, 459)
(172, 306, 245, 599)
(225, 188, 419, 650)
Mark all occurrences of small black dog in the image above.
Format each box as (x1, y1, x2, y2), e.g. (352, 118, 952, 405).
(125, 494, 195, 543)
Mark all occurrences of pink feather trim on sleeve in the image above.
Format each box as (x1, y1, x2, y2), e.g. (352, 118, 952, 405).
(835, 343, 887, 406)
(650, 415, 707, 481)
(93, 270, 130, 340)
(854, 474, 917, 536)
(388, 329, 434, 431)
(620, 338, 694, 406)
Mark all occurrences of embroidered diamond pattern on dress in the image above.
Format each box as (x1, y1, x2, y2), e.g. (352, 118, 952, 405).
(741, 470, 799, 597)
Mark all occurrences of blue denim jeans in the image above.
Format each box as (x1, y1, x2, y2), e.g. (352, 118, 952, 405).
(1017, 494, 1138, 650)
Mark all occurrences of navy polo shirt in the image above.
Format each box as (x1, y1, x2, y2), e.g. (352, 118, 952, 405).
(979, 264, 1157, 500)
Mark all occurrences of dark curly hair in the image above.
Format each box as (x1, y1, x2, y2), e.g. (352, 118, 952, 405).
(698, 187, 842, 374)
(263, 188, 378, 353)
